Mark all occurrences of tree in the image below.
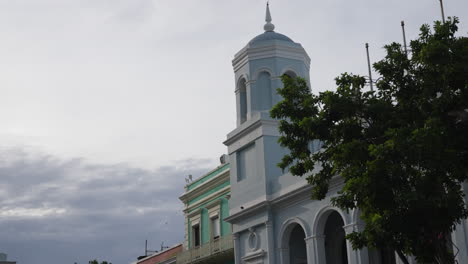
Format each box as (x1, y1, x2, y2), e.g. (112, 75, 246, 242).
(89, 260, 112, 264)
(270, 17, 468, 264)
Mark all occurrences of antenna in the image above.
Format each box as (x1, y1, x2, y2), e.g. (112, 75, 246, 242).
(365, 43, 374, 92)
(160, 242, 170, 251)
(401, 21, 408, 58)
(144, 240, 158, 256)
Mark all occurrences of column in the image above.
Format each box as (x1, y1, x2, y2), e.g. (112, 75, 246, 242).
(266, 220, 275, 264)
(278, 247, 288, 264)
(233, 232, 241, 264)
(304, 235, 325, 264)
(343, 223, 367, 264)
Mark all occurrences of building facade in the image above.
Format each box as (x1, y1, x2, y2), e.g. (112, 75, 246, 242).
(223, 4, 468, 264)
(177, 161, 234, 264)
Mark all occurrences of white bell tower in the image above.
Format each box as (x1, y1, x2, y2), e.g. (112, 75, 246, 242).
(225, 2, 311, 214)
(224, 5, 311, 263)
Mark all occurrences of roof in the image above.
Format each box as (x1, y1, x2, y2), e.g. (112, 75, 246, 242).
(249, 31, 294, 45)
(136, 244, 182, 264)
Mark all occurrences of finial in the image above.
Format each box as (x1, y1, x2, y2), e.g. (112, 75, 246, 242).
(264, 2, 275, 32)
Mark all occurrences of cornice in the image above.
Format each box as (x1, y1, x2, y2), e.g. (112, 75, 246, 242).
(183, 186, 230, 214)
(241, 250, 266, 262)
(269, 183, 312, 208)
(232, 43, 311, 72)
(225, 201, 269, 223)
(225, 181, 328, 223)
(187, 207, 203, 218)
(185, 163, 229, 190)
(205, 198, 222, 210)
(224, 115, 279, 148)
(180, 169, 230, 204)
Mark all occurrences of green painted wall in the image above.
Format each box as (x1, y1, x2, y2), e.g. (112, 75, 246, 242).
(220, 198, 231, 236)
(201, 209, 210, 244)
(185, 164, 232, 249)
(187, 197, 232, 248)
(188, 181, 230, 206)
(188, 219, 192, 248)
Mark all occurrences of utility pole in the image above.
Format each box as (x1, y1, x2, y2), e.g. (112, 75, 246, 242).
(439, 0, 446, 23)
(365, 43, 374, 91)
(145, 239, 148, 256)
(401, 21, 408, 58)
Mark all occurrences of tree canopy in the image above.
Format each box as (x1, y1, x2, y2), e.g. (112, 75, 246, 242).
(88, 260, 112, 264)
(270, 17, 468, 264)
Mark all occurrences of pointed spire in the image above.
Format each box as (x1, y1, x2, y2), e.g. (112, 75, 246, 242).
(264, 2, 275, 32)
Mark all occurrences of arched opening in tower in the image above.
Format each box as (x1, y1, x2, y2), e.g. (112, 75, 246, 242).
(324, 211, 348, 264)
(288, 224, 307, 264)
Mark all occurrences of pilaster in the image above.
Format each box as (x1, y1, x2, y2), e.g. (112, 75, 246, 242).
(233, 232, 241, 264)
(343, 223, 368, 264)
(304, 236, 318, 264)
(265, 220, 275, 264)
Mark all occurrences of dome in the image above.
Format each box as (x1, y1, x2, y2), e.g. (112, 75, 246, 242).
(249, 31, 294, 45)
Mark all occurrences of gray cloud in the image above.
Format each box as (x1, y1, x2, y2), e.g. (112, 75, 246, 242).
(0, 147, 211, 264)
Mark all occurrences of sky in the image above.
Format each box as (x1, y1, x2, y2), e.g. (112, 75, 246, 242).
(0, 0, 467, 264)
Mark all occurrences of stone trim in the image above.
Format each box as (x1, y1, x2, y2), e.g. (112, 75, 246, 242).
(241, 249, 266, 263)
(183, 187, 230, 213)
(180, 170, 230, 204)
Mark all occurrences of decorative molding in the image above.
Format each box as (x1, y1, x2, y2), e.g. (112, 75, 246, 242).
(187, 208, 202, 219)
(241, 250, 266, 262)
(209, 211, 219, 219)
(180, 169, 230, 204)
(280, 67, 299, 77)
(183, 186, 230, 213)
(248, 227, 260, 251)
(205, 199, 222, 210)
(232, 43, 311, 72)
(269, 184, 312, 208)
(312, 205, 350, 236)
(252, 67, 274, 80)
(224, 116, 280, 151)
(225, 201, 269, 223)
(342, 223, 357, 234)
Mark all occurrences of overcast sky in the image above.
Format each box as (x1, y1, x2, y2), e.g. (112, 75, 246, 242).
(1, 0, 467, 264)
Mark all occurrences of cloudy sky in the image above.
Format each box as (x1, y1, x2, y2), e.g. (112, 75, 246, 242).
(1, 0, 467, 264)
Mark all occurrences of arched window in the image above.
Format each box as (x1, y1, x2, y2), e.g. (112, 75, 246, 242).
(282, 70, 297, 78)
(238, 78, 247, 124)
(256, 71, 272, 111)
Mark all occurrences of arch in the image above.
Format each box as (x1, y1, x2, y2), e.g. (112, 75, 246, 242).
(236, 74, 249, 91)
(237, 77, 248, 124)
(324, 211, 348, 264)
(255, 71, 273, 111)
(312, 205, 350, 236)
(311, 205, 351, 264)
(279, 217, 310, 264)
(279, 217, 311, 248)
(281, 67, 298, 78)
(253, 67, 274, 80)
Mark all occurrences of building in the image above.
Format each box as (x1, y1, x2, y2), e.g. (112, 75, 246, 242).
(222, 4, 468, 264)
(0, 253, 16, 264)
(135, 244, 181, 264)
(177, 159, 234, 264)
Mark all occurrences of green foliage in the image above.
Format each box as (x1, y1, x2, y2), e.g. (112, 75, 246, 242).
(270, 17, 468, 264)
(89, 260, 112, 264)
